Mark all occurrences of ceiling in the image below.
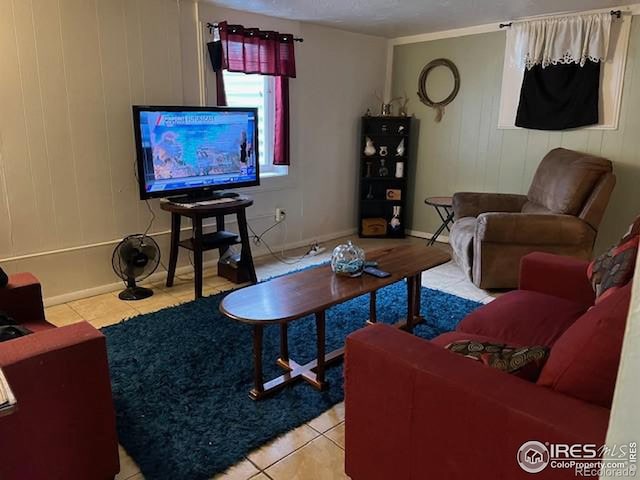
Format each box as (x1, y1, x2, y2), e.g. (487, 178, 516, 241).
(204, 0, 636, 38)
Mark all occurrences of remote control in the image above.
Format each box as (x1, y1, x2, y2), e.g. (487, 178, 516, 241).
(363, 266, 391, 278)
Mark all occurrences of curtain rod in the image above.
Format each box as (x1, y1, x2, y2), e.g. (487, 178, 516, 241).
(499, 9, 622, 29)
(206, 22, 304, 42)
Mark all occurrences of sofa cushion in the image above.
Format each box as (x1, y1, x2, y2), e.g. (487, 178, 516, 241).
(588, 216, 640, 304)
(588, 236, 638, 304)
(456, 290, 588, 347)
(527, 148, 611, 215)
(537, 282, 631, 408)
(444, 340, 549, 381)
(449, 217, 476, 279)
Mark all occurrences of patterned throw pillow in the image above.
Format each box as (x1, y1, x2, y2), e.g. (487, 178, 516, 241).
(445, 340, 550, 381)
(588, 216, 640, 304)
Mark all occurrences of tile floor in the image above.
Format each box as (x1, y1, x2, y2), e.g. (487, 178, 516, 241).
(44, 235, 493, 480)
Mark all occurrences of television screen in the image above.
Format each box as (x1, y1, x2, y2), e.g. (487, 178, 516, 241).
(133, 106, 259, 199)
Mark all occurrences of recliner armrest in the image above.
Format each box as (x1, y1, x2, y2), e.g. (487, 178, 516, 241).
(476, 212, 595, 245)
(452, 192, 527, 220)
(0, 273, 45, 324)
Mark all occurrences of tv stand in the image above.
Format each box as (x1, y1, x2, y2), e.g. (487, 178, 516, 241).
(168, 191, 240, 204)
(160, 197, 257, 298)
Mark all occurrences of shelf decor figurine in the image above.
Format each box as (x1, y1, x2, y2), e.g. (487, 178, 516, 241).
(380, 103, 393, 116)
(390, 206, 402, 231)
(375, 91, 401, 117)
(396, 139, 405, 157)
(379, 146, 389, 157)
(395, 161, 404, 178)
(364, 137, 376, 156)
(386, 189, 402, 200)
(366, 185, 374, 200)
(331, 241, 366, 277)
(378, 159, 389, 177)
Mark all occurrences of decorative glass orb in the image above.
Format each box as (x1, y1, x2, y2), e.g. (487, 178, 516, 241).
(331, 241, 366, 277)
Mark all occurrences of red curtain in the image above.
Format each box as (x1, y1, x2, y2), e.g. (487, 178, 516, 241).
(274, 77, 290, 165)
(218, 22, 296, 77)
(209, 21, 296, 165)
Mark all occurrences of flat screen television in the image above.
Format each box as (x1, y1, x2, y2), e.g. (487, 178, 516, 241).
(132, 105, 259, 200)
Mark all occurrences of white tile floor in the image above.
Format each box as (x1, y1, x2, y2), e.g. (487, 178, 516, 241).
(45, 235, 493, 480)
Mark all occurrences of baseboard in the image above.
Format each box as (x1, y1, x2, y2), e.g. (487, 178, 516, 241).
(273, 228, 357, 252)
(43, 228, 357, 307)
(42, 261, 219, 307)
(407, 229, 449, 244)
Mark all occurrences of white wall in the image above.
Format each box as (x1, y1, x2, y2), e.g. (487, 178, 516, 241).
(0, 0, 387, 303)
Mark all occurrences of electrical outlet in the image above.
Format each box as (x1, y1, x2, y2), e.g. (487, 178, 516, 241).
(275, 208, 286, 222)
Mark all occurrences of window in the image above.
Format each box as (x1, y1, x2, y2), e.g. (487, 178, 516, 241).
(222, 71, 286, 176)
(498, 12, 632, 130)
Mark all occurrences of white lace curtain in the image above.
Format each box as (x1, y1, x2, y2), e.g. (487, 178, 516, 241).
(509, 13, 612, 70)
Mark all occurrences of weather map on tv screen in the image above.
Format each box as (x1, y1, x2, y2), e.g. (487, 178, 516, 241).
(136, 109, 258, 195)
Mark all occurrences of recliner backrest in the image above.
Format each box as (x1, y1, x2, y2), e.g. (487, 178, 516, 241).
(523, 148, 613, 220)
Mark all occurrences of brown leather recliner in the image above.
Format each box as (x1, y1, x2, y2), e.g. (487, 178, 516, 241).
(449, 148, 615, 289)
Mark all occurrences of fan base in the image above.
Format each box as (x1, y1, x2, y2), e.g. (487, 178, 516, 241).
(118, 286, 154, 301)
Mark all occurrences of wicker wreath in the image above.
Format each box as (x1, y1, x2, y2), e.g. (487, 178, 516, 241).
(417, 58, 460, 122)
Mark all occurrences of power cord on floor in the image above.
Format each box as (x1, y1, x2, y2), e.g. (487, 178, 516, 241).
(248, 221, 321, 265)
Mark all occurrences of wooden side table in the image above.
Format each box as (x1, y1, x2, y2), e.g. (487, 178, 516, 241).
(161, 196, 258, 299)
(0, 368, 17, 417)
(424, 196, 454, 246)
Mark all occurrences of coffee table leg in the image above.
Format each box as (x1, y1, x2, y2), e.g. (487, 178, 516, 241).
(406, 276, 416, 332)
(414, 274, 422, 321)
(369, 291, 377, 324)
(279, 323, 289, 363)
(315, 311, 327, 388)
(250, 325, 264, 400)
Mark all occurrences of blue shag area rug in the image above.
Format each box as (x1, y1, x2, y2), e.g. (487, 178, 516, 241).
(102, 279, 481, 480)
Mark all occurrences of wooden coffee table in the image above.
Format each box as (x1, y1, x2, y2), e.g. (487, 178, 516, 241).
(220, 244, 451, 400)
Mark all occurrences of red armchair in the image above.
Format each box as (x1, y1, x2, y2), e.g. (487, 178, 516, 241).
(0, 273, 120, 480)
(345, 253, 630, 480)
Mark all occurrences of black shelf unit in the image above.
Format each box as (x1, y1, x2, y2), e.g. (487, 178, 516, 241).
(358, 116, 413, 238)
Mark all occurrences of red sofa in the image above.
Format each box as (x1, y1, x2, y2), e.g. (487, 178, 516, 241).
(0, 273, 120, 480)
(345, 252, 631, 480)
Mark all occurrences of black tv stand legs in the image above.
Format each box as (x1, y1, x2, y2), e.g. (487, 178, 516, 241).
(166, 213, 181, 288)
(162, 198, 257, 299)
